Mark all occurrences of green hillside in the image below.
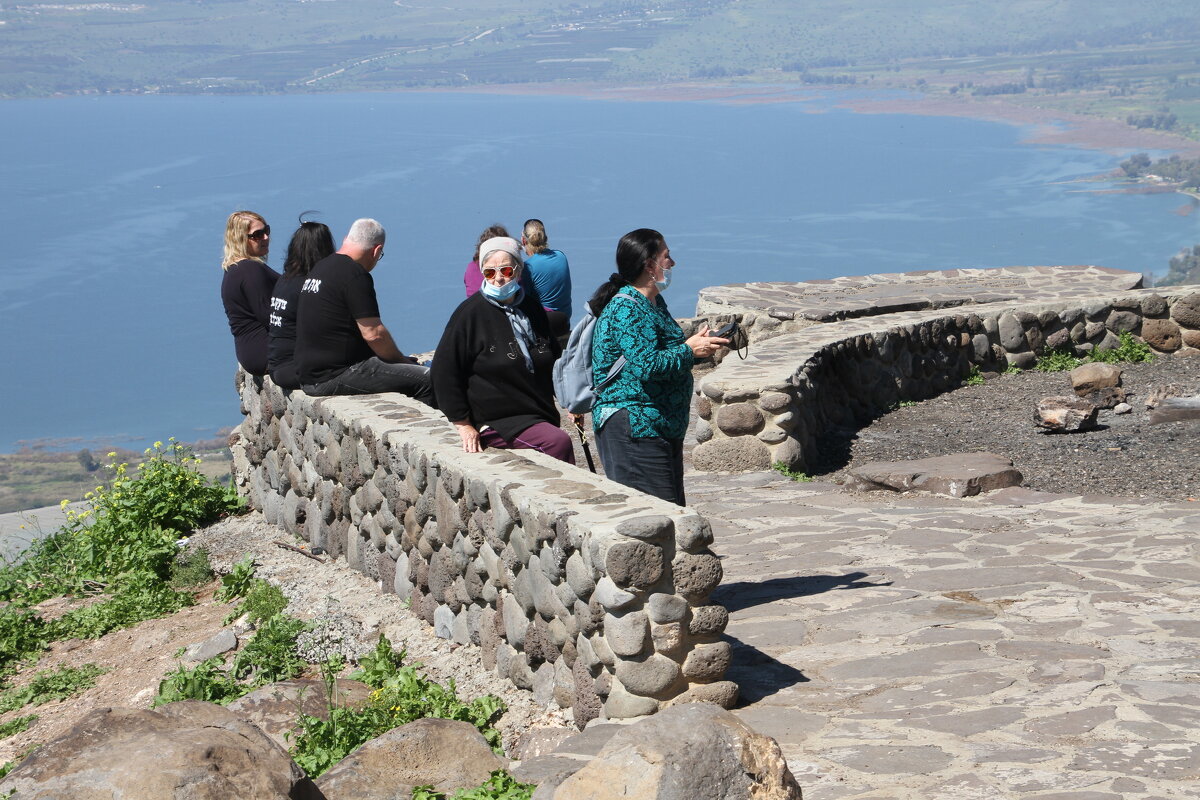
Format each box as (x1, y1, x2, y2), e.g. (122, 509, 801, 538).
(3, 0, 1200, 140)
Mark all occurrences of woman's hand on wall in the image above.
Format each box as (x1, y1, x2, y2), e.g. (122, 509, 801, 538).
(454, 421, 482, 453)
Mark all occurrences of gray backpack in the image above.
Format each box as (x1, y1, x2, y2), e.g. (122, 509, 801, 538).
(553, 294, 634, 414)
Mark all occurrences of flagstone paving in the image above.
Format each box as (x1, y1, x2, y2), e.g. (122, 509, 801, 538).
(685, 470, 1200, 800)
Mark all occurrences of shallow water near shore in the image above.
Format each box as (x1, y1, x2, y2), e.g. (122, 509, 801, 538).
(1, 89, 1198, 451)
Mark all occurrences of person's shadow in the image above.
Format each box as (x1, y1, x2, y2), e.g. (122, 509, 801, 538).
(714, 571, 891, 704)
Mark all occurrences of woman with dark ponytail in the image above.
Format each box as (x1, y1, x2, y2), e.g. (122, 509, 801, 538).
(267, 216, 335, 389)
(588, 229, 728, 505)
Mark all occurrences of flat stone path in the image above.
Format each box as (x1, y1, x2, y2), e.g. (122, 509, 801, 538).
(686, 470, 1200, 800)
(695, 265, 1144, 322)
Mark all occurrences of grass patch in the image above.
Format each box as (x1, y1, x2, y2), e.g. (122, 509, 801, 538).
(772, 462, 814, 482)
(1034, 347, 1083, 372)
(169, 547, 214, 589)
(0, 665, 106, 713)
(0, 715, 36, 742)
(413, 771, 536, 800)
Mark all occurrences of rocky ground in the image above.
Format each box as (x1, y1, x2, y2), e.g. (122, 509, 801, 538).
(822, 352, 1200, 501)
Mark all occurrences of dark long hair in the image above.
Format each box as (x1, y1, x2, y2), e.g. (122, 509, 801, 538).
(588, 228, 664, 314)
(283, 217, 335, 279)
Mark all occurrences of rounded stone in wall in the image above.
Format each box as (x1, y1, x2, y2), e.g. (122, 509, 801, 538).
(1044, 326, 1071, 351)
(998, 312, 1025, 351)
(1006, 350, 1036, 370)
(1142, 317, 1182, 352)
(1183, 328, 1200, 349)
(694, 420, 713, 444)
(695, 395, 711, 420)
(1172, 293, 1200, 329)
(757, 427, 787, 445)
(715, 403, 764, 435)
(1141, 293, 1168, 317)
(1105, 309, 1140, 334)
(691, 437, 770, 473)
(758, 391, 791, 413)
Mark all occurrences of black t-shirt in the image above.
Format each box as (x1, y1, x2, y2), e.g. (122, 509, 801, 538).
(295, 253, 381, 385)
(220, 258, 279, 376)
(267, 274, 303, 372)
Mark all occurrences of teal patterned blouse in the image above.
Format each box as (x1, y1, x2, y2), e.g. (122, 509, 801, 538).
(592, 286, 695, 440)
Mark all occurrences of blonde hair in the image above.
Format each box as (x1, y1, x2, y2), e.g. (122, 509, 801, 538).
(523, 218, 548, 253)
(222, 210, 267, 269)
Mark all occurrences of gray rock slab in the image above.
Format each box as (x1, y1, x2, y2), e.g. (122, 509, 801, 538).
(183, 629, 238, 662)
(844, 453, 1023, 498)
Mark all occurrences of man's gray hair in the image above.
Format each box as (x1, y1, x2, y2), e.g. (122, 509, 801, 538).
(346, 218, 386, 248)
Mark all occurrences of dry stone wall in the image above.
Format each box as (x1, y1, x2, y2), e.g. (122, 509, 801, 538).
(230, 382, 736, 725)
(694, 287, 1200, 474)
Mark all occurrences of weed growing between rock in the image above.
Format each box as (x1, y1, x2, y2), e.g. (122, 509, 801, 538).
(1090, 331, 1156, 364)
(288, 635, 506, 779)
(413, 770, 536, 800)
(1035, 347, 1084, 372)
(965, 365, 985, 385)
(772, 461, 814, 482)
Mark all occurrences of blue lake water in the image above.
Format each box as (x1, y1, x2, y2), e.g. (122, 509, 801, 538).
(1, 90, 1197, 452)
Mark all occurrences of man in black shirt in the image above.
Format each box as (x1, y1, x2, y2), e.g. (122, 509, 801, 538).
(295, 218, 435, 407)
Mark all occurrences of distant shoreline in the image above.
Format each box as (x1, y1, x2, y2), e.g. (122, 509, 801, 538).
(428, 82, 1200, 158)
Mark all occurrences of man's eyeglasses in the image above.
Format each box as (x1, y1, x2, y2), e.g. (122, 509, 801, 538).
(247, 226, 271, 241)
(482, 265, 516, 279)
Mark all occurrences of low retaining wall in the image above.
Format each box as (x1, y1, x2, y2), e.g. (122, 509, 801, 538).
(230, 380, 736, 725)
(694, 287, 1200, 473)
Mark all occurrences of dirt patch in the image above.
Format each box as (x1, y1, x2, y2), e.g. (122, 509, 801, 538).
(823, 353, 1200, 501)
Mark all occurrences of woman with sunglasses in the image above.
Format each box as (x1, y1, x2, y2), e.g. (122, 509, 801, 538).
(267, 217, 335, 390)
(432, 236, 573, 462)
(220, 210, 279, 376)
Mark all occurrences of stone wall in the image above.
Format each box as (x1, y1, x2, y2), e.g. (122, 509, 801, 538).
(693, 287, 1200, 474)
(230, 382, 736, 725)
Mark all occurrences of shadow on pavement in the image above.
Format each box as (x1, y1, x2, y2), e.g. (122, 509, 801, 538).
(714, 571, 890, 613)
(724, 636, 810, 704)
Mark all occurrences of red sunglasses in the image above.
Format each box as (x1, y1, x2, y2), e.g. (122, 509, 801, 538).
(482, 265, 516, 279)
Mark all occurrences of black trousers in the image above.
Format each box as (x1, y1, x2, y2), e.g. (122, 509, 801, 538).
(595, 408, 685, 506)
(302, 357, 437, 408)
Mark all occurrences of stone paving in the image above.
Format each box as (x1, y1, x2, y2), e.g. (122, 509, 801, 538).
(695, 266, 1144, 324)
(685, 469, 1200, 800)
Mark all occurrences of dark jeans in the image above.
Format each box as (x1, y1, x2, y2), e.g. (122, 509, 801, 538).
(479, 422, 575, 465)
(303, 357, 437, 408)
(595, 408, 685, 506)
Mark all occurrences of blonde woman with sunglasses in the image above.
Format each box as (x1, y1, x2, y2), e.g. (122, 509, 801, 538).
(220, 210, 279, 376)
(432, 236, 573, 462)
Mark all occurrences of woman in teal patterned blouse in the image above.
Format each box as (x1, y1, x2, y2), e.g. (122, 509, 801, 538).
(588, 229, 729, 505)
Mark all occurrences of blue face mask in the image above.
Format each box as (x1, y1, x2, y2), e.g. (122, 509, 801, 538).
(654, 267, 673, 293)
(482, 279, 521, 302)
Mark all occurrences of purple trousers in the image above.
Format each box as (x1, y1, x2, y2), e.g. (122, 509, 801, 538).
(480, 422, 574, 465)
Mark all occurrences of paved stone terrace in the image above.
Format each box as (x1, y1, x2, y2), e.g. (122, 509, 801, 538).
(695, 266, 1144, 324)
(685, 469, 1200, 800)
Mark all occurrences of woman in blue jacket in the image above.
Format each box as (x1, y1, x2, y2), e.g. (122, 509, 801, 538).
(589, 229, 728, 505)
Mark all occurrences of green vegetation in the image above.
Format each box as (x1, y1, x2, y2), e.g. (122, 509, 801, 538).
(154, 657, 247, 707)
(3, 0, 1199, 142)
(965, 365, 985, 386)
(1090, 331, 1156, 364)
(1034, 348, 1084, 372)
(226, 579, 289, 626)
(216, 556, 257, 603)
(413, 771, 536, 800)
(0, 442, 242, 718)
(0, 447, 233, 516)
(0, 715, 36, 742)
(288, 635, 506, 779)
(169, 547, 214, 589)
(0, 665, 106, 713)
(1120, 153, 1200, 188)
(772, 462, 814, 482)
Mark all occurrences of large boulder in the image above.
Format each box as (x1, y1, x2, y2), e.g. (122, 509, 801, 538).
(536, 702, 801, 800)
(227, 677, 374, 750)
(0, 701, 318, 799)
(1035, 396, 1098, 432)
(843, 453, 1023, 498)
(315, 717, 507, 800)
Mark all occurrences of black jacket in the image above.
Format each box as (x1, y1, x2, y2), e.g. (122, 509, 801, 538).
(431, 292, 562, 442)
